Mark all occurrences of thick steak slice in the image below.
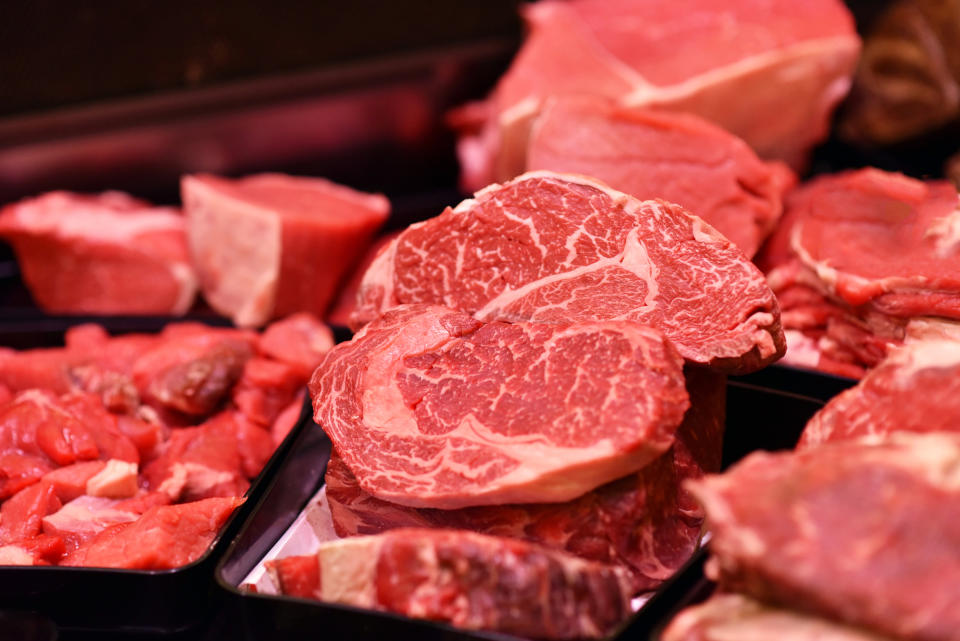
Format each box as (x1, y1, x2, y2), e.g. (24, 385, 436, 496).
(312, 304, 689, 509)
(799, 330, 960, 448)
(181, 173, 389, 327)
(663, 594, 898, 641)
(353, 172, 783, 373)
(0, 191, 196, 315)
(326, 366, 723, 592)
(266, 529, 633, 640)
(454, 0, 859, 189)
(689, 433, 960, 641)
(527, 98, 795, 257)
(784, 169, 960, 317)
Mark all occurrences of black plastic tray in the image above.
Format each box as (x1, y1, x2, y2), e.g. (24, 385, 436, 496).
(214, 380, 825, 641)
(0, 374, 314, 637)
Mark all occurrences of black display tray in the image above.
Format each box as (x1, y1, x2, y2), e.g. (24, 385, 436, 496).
(0, 336, 315, 637)
(214, 381, 825, 641)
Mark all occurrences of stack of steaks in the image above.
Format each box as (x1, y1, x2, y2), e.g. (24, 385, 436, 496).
(663, 328, 960, 641)
(758, 168, 960, 378)
(265, 171, 784, 638)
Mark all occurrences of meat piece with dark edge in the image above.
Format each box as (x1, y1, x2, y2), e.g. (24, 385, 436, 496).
(266, 528, 633, 640)
(326, 366, 723, 592)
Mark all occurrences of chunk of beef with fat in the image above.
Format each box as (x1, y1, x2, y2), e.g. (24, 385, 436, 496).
(266, 529, 632, 640)
(181, 173, 389, 327)
(0, 191, 196, 315)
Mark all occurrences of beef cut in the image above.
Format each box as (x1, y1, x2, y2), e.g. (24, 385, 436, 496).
(325, 366, 724, 592)
(0, 191, 197, 315)
(453, 0, 859, 190)
(526, 98, 796, 257)
(312, 304, 689, 509)
(266, 528, 633, 640)
(799, 328, 960, 449)
(663, 594, 897, 641)
(688, 432, 960, 641)
(353, 172, 784, 373)
(63, 496, 242, 569)
(760, 168, 960, 376)
(181, 173, 389, 327)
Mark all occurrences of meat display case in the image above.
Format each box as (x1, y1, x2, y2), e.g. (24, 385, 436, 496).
(0, 0, 932, 638)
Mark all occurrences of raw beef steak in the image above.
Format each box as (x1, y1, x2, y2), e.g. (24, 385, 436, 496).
(266, 529, 633, 640)
(689, 432, 960, 641)
(798, 330, 960, 448)
(774, 169, 960, 317)
(325, 366, 724, 592)
(353, 172, 784, 373)
(453, 0, 859, 189)
(181, 173, 389, 327)
(0, 191, 196, 315)
(312, 304, 689, 509)
(760, 168, 960, 376)
(663, 594, 897, 641)
(526, 98, 796, 257)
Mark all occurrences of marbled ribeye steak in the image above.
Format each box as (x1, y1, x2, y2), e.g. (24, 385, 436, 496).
(352, 172, 784, 374)
(310, 304, 689, 509)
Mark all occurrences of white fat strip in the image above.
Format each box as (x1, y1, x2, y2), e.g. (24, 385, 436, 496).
(881, 432, 960, 493)
(885, 338, 960, 376)
(474, 227, 659, 321)
(10, 194, 184, 242)
(923, 199, 960, 257)
(317, 536, 384, 608)
(622, 35, 859, 110)
(168, 262, 199, 316)
(781, 330, 822, 368)
(240, 486, 338, 593)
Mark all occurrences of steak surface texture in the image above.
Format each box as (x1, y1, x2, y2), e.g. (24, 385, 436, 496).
(311, 304, 689, 509)
(353, 172, 784, 374)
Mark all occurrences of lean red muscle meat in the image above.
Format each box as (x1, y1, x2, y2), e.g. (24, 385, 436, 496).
(266, 529, 633, 640)
(526, 98, 795, 257)
(353, 172, 783, 373)
(0, 191, 196, 315)
(761, 169, 960, 376)
(325, 366, 723, 592)
(689, 433, 960, 641)
(312, 304, 689, 509)
(798, 330, 960, 448)
(454, 0, 859, 190)
(181, 173, 389, 327)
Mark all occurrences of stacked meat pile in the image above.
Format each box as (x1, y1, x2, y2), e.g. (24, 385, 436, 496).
(0, 313, 333, 569)
(453, 0, 858, 184)
(0, 174, 389, 326)
(663, 326, 960, 641)
(264, 172, 785, 638)
(759, 168, 960, 378)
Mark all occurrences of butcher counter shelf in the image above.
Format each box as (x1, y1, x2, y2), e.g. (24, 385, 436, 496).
(211, 380, 826, 641)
